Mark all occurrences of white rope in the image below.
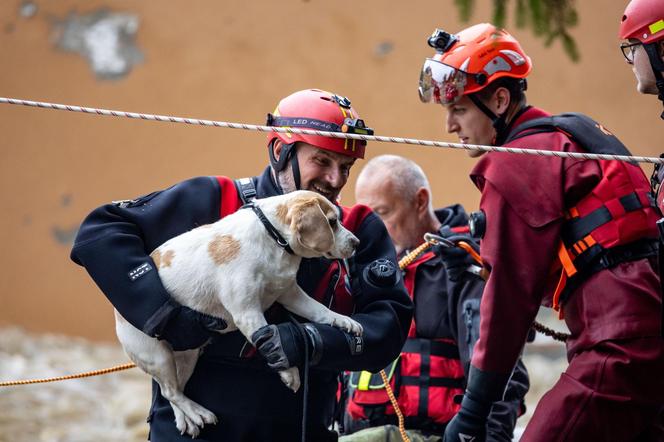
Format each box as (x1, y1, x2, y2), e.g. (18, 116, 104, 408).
(2, 96, 663, 165)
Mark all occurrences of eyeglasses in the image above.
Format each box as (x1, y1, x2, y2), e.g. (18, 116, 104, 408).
(620, 41, 642, 64)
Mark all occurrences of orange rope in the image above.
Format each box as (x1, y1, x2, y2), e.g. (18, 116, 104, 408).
(0, 362, 136, 387)
(427, 234, 569, 342)
(457, 240, 482, 265)
(372, 242, 433, 442)
(379, 368, 411, 442)
(397, 241, 433, 268)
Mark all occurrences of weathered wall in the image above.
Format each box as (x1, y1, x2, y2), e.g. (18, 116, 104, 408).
(1, 0, 663, 340)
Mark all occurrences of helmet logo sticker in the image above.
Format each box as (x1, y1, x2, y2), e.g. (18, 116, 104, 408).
(459, 57, 470, 72)
(500, 49, 526, 66)
(649, 19, 664, 35)
(483, 56, 512, 75)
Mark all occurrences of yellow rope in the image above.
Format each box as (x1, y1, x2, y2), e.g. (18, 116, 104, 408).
(0, 246, 432, 391)
(379, 368, 411, 442)
(0, 229, 565, 442)
(397, 241, 433, 268)
(0, 362, 136, 387)
(380, 235, 568, 442)
(371, 241, 433, 442)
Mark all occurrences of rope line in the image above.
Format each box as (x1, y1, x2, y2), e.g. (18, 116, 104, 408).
(0, 363, 136, 387)
(0, 238, 567, 390)
(2, 96, 662, 165)
(531, 321, 570, 342)
(379, 369, 411, 442)
(374, 242, 437, 442)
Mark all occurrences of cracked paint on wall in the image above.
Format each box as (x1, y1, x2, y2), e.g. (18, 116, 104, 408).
(51, 8, 143, 80)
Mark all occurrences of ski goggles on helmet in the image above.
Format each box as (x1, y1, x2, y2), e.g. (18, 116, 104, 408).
(419, 58, 475, 106)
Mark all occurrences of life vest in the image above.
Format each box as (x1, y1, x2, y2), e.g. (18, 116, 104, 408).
(344, 249, 465, 432)
(217, 176, 367, 318)
(504, 113, 661, 315)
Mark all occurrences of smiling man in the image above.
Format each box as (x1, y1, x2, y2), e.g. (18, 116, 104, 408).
(70, 89, 413, 441)
(418, 24, 664, 441)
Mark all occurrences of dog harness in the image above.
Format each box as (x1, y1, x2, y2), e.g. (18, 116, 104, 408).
(213, 176, 370, 359)
(241, 201, 295, 255)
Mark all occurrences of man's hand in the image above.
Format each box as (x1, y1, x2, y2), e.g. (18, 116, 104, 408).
(444, 366, 511, 442)
(158, 305, 227, 351)
(252, 322, 323, 370)
(443, 392, 489, 442)
(437, 227, 481, 281)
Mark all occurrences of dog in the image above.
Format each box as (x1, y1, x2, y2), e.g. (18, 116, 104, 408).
(114, 190, 364, 437)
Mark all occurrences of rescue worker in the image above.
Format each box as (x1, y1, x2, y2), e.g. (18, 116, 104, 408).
(620, 3, 664, 435)
(337, 154, 529, 442)
(417, 24, 664, 441)
(619, 0, 664, 115)
(70, 89, 413, 442)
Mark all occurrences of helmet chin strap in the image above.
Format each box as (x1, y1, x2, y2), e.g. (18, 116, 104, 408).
(268, 139, 301, 192)
(468, 93, 531, 146)
(468, 94, 508, 145)
(290, 152, 302, 190)
(643, 43, 664, 120)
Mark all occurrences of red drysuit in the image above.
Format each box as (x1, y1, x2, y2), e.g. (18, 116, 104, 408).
(469, 106, 664, 441)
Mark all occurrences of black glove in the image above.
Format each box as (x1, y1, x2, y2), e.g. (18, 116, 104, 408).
(437, 226, 481, 282)
(443, 366, 510, 442)
(156, 302, 228, 351)
(444, 391, 489, 442)
(252, 322, 323, 370)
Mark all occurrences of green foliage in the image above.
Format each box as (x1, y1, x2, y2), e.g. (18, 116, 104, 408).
(455, 0, 474, 22)
(454, 0, 580, 61)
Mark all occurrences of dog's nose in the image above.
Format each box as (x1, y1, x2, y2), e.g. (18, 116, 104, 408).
(350, 236, 360, 250)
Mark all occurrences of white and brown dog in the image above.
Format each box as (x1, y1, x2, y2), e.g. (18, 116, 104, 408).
(114, 190, 363, 437)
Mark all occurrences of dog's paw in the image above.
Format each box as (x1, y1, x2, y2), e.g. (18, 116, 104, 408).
(174, 405, 200, 438)
(279, 367, 301, 392)
(175, 399, 218, 438)
(331, 315, 363, 336)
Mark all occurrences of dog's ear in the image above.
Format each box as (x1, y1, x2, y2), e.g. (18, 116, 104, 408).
(290, 197, 335, 253)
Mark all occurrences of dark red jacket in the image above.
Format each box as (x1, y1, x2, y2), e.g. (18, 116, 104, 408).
(469, 107, 663, 377)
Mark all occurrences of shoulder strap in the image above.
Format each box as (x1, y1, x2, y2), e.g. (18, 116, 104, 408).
(505, 113, 633, 157)
(234, 177, 257, 205)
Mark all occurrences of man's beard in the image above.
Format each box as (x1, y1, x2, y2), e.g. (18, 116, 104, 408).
(305, 181, 338, 202)
(276, 168, 297, 194)
(276, 167, 339, 202)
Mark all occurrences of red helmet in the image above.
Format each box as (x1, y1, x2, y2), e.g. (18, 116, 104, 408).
(266, 89, 372, 159)
(619, 0, 664, 43)
(419, 23, 532, 105)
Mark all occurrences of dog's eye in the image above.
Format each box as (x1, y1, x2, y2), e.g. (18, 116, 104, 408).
(328, 218, 338, 228)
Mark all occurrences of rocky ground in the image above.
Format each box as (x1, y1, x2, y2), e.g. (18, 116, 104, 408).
(0, 317, 568, 442)
(0, 327, 151, 442)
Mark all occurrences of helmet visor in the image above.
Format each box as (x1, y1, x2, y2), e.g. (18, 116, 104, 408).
(418, 58, 468, 105)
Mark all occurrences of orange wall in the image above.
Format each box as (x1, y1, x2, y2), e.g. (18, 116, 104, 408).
(1, 0, 663, 340)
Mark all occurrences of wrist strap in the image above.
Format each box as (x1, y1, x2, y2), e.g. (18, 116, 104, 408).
(303, 323, 323, 366)
(143, 298, 179, 337)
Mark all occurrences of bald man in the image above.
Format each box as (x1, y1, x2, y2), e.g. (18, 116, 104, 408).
(338, 155, 529, 442)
